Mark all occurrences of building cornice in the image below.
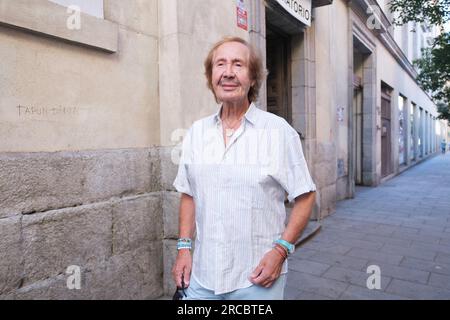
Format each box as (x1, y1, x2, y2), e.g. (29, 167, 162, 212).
(350, 0, 420, 84)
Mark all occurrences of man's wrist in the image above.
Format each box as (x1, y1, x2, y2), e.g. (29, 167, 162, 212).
(177, 238, 192, 251)
(273, 245, 288, 260)
(274, 239, 295, 255)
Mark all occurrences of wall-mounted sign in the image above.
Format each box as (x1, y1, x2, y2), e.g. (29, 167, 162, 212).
(337, 106, 345, 122)
(237, 0, 248, 31)
(275, 0, 312, 26)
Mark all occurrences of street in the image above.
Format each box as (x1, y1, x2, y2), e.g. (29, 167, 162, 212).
(286, 153, 450, 299)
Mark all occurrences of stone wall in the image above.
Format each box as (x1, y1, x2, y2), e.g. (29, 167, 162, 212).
(0, 0, 165, 300)
(159, 146, 181, 296)
(0, 0, 160, 153)
(0, 149, 164, 299)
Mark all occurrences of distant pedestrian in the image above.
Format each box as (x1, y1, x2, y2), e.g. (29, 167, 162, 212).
(441, 139, 447, 154)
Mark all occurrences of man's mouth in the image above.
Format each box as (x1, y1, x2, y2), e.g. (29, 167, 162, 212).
(220, 83, 239, 89)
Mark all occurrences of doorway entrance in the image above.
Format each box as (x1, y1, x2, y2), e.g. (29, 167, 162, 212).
(350, 34, 377, 189)
(266, 24, 291, 124)
(381, 84, 393, 177)
(353, 75, 363, 185)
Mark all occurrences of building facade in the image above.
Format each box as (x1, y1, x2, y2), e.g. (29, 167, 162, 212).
(0, 0, 447, 299)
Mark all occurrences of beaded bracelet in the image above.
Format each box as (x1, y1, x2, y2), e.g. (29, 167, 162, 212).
(275, 243, 288, 255)
(273, 245, 288, 260)
(177, 238, 192, 251)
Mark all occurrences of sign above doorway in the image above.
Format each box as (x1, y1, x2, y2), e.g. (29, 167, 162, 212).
(275, 0, 312, 26)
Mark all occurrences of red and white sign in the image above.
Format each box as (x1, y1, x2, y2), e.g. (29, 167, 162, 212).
(236, 0, 248, 31)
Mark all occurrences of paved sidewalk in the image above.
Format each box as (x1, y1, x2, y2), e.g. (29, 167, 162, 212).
(286, 153, 450, 300)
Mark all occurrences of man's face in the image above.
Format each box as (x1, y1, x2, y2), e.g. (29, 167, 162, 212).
(211, 41, 254, 104)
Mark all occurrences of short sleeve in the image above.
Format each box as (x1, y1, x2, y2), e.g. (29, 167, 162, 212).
(173, 127, 193, 197)
(273, 132, 316, 203)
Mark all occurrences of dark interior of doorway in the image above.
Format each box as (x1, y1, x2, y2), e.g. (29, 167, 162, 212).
(266, 24, 292, 124)
(381, 82, 393, 178)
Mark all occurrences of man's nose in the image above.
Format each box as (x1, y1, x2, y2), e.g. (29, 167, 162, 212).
(223, 63, 235, 78)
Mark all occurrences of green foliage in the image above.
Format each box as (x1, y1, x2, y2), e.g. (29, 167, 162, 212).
(389, 0, 450, 122)
(389, 0, 450, 26)
(437, 102, 450, 122)
(414, 32, 450, 100)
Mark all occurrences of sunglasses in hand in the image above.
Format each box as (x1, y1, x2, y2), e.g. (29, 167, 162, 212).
(172, 274, 187, 300)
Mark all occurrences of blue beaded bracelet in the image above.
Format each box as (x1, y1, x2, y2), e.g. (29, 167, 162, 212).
(274, 239, 295, 255)
(177, 238, 192, 251)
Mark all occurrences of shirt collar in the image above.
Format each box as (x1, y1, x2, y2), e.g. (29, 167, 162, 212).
(213, 102, 259, 126)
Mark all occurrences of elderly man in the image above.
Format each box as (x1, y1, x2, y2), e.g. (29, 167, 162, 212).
(172, 36, 316, 300)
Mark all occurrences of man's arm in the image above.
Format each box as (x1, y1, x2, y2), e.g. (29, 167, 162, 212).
(281, 191, 316, 244)
(250, 191, 316, 288)
(171, 193, 195, 288)
(179, 193, 196, 239)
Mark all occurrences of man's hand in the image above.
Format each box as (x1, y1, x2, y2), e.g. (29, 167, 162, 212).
(172, 249, 192, 288)
(249, 249, 285, 288)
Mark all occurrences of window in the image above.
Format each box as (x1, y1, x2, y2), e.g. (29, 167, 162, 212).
(418, 107, 423, 158)
(410, 103, 415, 161)
(398, 95, 406, 165)
(48, 0, 104, 19)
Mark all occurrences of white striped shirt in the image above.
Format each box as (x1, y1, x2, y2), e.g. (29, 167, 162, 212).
(173, 103, 316, 295)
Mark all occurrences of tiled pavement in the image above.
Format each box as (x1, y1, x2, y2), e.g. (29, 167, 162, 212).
(285, 153, 450, 300)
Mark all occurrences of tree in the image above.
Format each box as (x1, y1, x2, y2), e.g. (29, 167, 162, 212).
(389, 0, 450, 122)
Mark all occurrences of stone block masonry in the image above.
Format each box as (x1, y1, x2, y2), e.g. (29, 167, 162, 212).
(0, 148, 165, 299)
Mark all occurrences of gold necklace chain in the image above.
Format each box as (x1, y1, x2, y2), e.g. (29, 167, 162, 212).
(221, 106, 249, 138)
(222, 114, 245, 138)
(223, 115, 244, 129)
(222, 107, 248, 129)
